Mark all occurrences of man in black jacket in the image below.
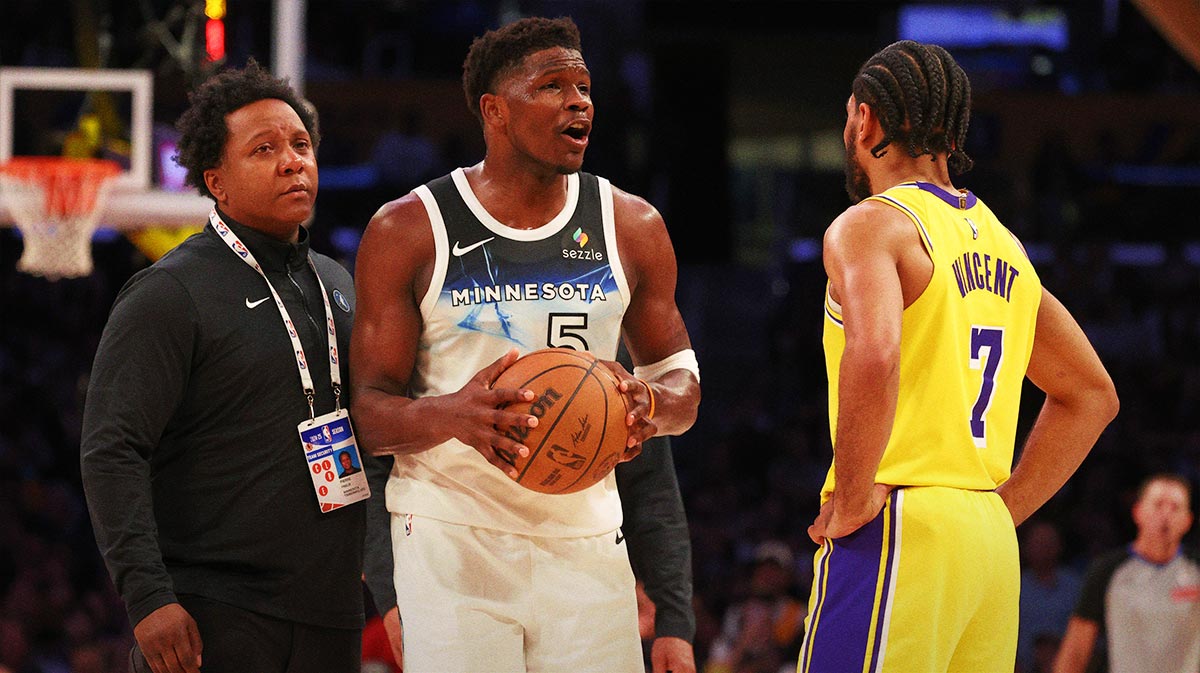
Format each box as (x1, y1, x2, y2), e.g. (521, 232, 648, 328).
(81, 60, 371, 673)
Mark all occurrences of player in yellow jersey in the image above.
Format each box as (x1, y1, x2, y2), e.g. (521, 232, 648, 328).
(797, 40, 1119, 673)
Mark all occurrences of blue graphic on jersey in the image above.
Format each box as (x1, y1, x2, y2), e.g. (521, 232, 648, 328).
(442, 244, 618, 346)
(459, 302, 518, 340)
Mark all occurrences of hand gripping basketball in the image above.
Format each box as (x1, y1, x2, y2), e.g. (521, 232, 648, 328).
(491, 348, 630, 494)
(598, 360, 659, 451)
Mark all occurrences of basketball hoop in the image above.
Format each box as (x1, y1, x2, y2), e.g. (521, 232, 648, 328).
(0, 156, 122, 280)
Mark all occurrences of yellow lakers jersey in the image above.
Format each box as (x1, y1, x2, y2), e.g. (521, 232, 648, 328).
(821, 182, 1041, 498)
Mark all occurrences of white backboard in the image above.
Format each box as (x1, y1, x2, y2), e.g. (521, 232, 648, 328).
(0, 67, 153, 191)
(0, 66, 212, 229)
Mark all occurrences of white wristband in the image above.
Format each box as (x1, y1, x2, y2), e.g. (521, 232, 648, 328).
(633, 348, 700, 384)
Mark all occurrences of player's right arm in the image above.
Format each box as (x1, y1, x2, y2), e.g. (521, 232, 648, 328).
(810, 201, 914, 542)
(81, 269, 202, 673)
(349, 194, 536, 473)
(996, 288, 1119, 526)
(1052, 616, 1099, 673)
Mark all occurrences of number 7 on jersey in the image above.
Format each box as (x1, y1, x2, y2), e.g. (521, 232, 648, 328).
(969, 326, 1005, 448)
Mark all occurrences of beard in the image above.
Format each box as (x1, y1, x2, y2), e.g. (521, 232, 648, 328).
(843, 141, 872, 204)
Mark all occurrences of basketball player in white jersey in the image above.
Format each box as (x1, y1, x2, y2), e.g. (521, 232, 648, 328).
(350, 16, 701, 673)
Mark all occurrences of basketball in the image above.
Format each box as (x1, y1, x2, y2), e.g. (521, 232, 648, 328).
(492, 348, 629, 495)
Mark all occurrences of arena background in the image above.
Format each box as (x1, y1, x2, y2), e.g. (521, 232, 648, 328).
(1, 1, 1199, 671)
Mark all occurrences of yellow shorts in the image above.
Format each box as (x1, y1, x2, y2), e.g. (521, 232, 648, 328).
(798, 486, 1018, 673)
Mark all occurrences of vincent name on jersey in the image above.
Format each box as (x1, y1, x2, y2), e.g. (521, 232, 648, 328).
(451, 282, 610, 307)
(951, 251, 1021, 302)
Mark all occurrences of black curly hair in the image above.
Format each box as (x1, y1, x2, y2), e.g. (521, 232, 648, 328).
(461, 16, 582, 126)
(852, 40, 974, 175)
(174, 58, 320, 199)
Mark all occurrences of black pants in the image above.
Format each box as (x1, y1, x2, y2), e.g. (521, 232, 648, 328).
(130, 594, 362, 673)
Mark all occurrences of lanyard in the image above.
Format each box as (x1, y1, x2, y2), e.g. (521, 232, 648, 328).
(208, 209, 341, 418)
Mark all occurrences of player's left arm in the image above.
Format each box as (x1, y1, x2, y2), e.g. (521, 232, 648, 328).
(610, 186, 701, 445)
(997, 287, 1118, 526)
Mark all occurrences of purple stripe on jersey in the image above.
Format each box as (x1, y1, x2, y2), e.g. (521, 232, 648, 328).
(799, 542, 833, 672)
(824, 305, 843, 327)
(867, 491, 899, 673)
(914, 180, 977, 209)
(874, 195, 934, 253)
(805, 500, 890, 673)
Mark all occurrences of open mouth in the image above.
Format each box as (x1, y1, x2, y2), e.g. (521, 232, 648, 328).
(562, 121, 590, 142)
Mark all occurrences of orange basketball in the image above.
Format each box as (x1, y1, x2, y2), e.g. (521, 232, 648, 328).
(492, 348, 629, 494)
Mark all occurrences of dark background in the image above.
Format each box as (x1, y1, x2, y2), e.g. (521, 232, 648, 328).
(2, 1, 1199, 672)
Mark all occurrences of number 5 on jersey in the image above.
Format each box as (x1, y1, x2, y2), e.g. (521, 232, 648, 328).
(548, 312, 589, 351)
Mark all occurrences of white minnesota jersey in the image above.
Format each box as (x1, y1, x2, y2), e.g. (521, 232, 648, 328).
(386, 168, 631, 536)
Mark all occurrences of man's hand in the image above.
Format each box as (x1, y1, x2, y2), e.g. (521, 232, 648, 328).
(599, 360, 659, 454)
(651, 636, 696, 673)
(808, 483, 894, 544)
(444, 348, 537, 477)
(382, 606, 404, 672)
(133, 603, 202, 673)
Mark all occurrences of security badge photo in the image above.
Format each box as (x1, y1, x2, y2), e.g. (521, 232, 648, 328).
(299, 410, 370, 513)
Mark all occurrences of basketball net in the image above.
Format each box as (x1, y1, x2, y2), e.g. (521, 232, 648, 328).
(0, 157, 122, 280)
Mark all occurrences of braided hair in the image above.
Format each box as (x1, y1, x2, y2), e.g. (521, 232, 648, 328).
(461, 16, 582, 126)
(851, 40, 974, 175)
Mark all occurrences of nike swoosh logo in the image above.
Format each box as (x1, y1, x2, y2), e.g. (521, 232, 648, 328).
(451, 237, 495, 257)
(245, 297, 270, 309)
(615, 530, 625, 545)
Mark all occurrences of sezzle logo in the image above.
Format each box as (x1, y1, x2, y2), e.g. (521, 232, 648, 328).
(562, 227, 603, 261)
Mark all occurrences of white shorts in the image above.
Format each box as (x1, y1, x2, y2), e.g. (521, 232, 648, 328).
(391, 513, 644, 673)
